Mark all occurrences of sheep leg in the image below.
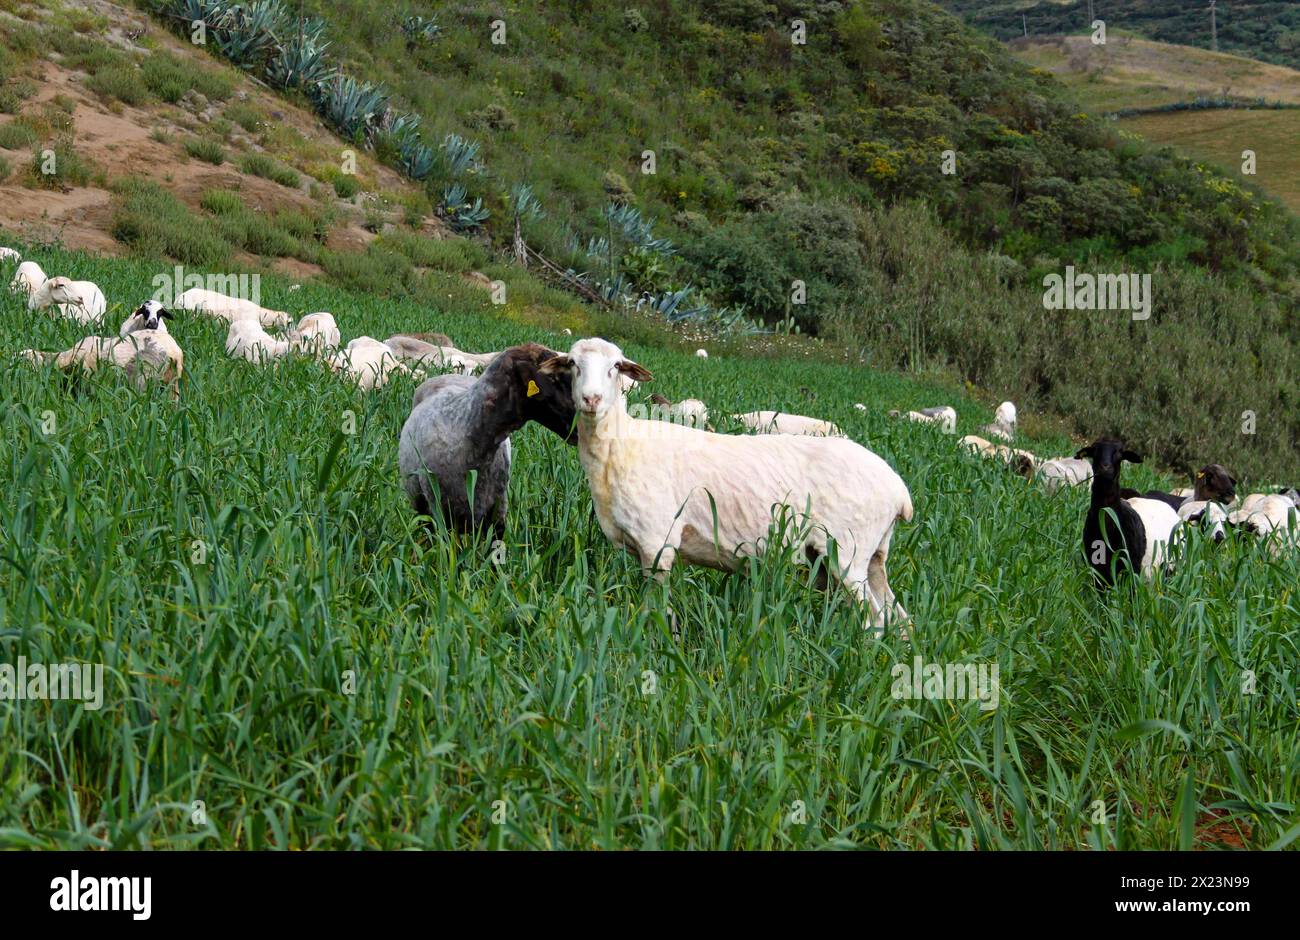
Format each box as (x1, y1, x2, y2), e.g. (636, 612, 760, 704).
(867, 526, 909, 625)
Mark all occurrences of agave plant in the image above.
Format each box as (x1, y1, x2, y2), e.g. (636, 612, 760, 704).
(267, 23, 334, 91)
(440, 184, 489, 232)
(316, 74, 390, 142)
(509, 183, 545, 222)
(398, 138, 435, 181)
(602, 202, 675, 256)
(440, 134, 480, 178)
(168, 0, 231, 26)
(401, 14, 440, 45)
(212, 0, 287, 70)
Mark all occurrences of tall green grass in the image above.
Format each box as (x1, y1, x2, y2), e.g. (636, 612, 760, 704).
(0, 245, 1294, 849)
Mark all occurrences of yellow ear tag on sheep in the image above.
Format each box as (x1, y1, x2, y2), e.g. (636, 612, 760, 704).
(526, 380, 540, 398)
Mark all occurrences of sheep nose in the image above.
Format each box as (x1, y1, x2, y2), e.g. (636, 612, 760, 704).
(1213, 530, 1225, 544)
(582, 393, 602, 410)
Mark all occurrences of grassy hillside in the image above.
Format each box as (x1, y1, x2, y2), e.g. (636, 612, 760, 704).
(942, 0, 1300, 70)
(1006, 34, 1300, 213)
(1, 244, 1296, 849)
(116, 0, 1300, 481)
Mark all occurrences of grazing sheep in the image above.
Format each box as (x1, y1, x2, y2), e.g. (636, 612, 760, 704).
(21, 330, 184, 401)
(9, 260, 45, 295)
(889, 406, 956, 434)
(959, 435, 1037, 478)
(647, 393, 710, 429)
(225, 318, 292, 363)
(119, 300, 174, 336)
(734, 410, 842, 437)
(288, 312, 340, 352)
(695, 348, 708, 359)
(28, 276, 107, 325)
(174, 287, 291, 329)
(980, 401, 1017, 441)
(1144, 463, 1237, 512)
(539, 338, 913, 634)
(326, 336, 420, 390)
(1076, 438, 1179, 586)
(384, 335, 498, 374)
(1036, 457, 1092, 493)
(1228, 495, 1298, 555)
(1176, 500, 1230, 543)
(391, 330, 454, 348)
(399, 344, 577, 535)
(0, 247, 20, 262)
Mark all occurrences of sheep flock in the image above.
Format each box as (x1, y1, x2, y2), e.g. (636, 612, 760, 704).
(5, 244, 1298, 639)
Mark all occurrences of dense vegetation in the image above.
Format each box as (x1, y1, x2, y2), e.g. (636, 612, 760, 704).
(941, 0, 1300, 70)
(2, 245, 1296, 849)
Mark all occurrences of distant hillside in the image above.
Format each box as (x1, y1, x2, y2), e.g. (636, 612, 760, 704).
(941, 0, 1300, 70)
(1008, 34, 1300, 212)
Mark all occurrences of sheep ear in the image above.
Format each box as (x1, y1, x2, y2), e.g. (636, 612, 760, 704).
(537, 355, 572, 375)
(617, 359, 652, 383)
(1122, 450, 1143, 464)
(159, 308, 174, 320)
(1074, 445, 1093, 460)
(1187, 511, 1205, 523)
(1229, 475, 1238, 486)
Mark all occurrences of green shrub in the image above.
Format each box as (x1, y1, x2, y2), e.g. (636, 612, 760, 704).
(333, 174, 360, 198)
(30, 139, 94, 189)
(0, 120, 37, 150)
(110, 177, 233, 266)
(224, 102, 263, 133)
(240, 153, 300, 188)
(184, 138, 226, 165)
(86, 64, 149, 106)
(0, 153, 9, 182)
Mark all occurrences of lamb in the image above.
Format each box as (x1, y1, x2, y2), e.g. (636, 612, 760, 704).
(0, 247, 20, 262)
(647, 393, 710, 429)
(399, 344, 577, 535)
(119, 300, 173, 336)
(383, 335, 498, 374)
(889, 406, 956, 434)
(734, 410, 843, 437)
(9, 260, 44, 295)
(21, 330, 184, 401)
(28, 276, 107, 325)
(1076, 438, 1179, 586)
(539, 338, 914, 634)
(1228, 495, 1297, 555)
(695, 348, 708, 359)
(288, 312, 340, 352)
(326, 336, 420, 390)
(1036, 457, 1092, 493)
(980, 401, 1017, 441)
(225, 318, 292, 363)
(174, 287, 291, 329)
(1176, 500, 1230, 543)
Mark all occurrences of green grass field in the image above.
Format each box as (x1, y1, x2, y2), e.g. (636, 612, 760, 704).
(0, 246, 1296, 850)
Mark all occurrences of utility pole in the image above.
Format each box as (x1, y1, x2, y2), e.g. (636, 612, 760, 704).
(1088, 0, 1094, 24)
(1210, 0, 1218, 52)
(1023, 13, 1028, 38)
